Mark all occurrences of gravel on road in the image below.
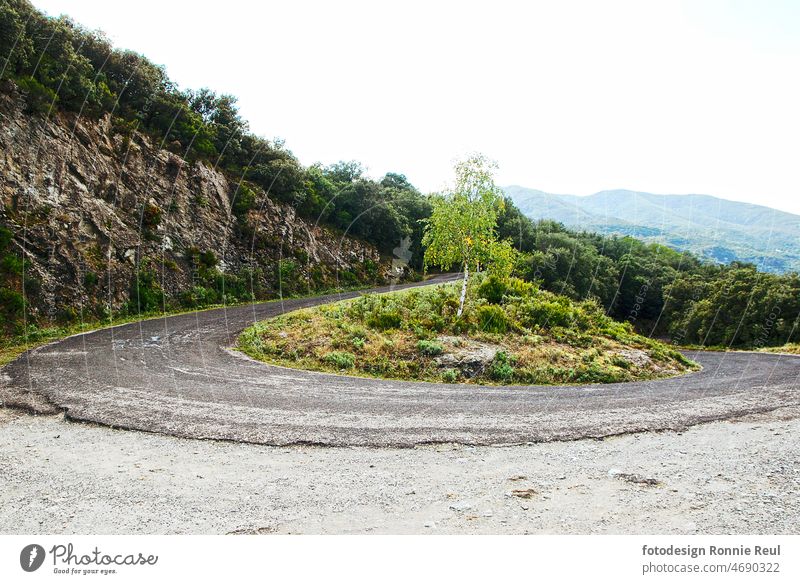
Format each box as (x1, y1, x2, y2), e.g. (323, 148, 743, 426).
(1, 406, 797, 535)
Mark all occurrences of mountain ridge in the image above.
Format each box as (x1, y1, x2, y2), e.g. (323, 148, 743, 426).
(504, 186, 800, 273)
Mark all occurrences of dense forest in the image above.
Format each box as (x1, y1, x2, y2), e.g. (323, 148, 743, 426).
(1, 0, 798, 348)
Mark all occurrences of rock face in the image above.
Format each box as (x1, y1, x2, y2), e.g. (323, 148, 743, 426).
(0, 82, 385, 326)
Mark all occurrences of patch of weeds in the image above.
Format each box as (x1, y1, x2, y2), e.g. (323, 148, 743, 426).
(441, 368, 459, 383)
(417, 339, 443, 356)
(476, 304, 509, 333)
(324, 351, 355, 369)
(490, 351, 516, 382)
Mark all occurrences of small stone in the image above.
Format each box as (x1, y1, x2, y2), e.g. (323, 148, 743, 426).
(449, 501, 473, 512)
(511, 488, 536, 499)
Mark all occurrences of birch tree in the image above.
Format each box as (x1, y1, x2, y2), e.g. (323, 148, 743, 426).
(422, 154, 511, 317)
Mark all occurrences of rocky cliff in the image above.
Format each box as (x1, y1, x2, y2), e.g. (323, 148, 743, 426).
(0, 81, 385, 333)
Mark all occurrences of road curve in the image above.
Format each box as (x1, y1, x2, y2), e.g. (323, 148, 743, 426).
(2, 275, 798, 447)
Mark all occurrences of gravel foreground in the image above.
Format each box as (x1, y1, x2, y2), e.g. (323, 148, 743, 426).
(1, 406, 798, 535)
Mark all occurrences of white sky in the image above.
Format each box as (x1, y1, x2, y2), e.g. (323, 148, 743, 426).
(31, 0, 800, 214)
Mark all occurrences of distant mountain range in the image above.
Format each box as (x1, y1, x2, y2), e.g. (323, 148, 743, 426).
(504, 186, 800, 274)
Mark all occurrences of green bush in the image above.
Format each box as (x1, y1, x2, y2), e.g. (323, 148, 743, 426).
(368, 311, 402, 330)
(519, 296, 575, 329)
(476, 304, 509, 333)
(478, 276, 534, 304)
(199, 250, 218, 268)
(128, 268, 165, 313)
(0, 288, 25, 317)
(477, 275, 508, 304)
(576, 364, 623, 383)
(180, 285, 219, 308)
(0, 226, 12, 250)
(16, 76, 57, 114)
(1, 254, 23, 276)
(441, 368, 459, 382)
(490, 351, 515, 381)
(505, 277, 535, 298)
(83, 271, 99, 288)
(324, 351, 355, 369)
(417, 339, 443, 356)
(141, 203, 162, 228)
(232, 184, 257, 217)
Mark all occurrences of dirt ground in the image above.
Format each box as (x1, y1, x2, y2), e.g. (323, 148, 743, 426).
(0, 406, 798, 535)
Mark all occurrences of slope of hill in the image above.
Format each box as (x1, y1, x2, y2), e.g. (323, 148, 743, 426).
(504, 186, 800, 273)
(0, 82, 387, 337)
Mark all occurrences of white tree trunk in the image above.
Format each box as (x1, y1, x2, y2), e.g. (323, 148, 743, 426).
(457, 262, 469, 317)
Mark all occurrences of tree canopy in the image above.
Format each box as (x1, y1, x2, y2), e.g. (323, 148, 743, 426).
(422, 155, 518, 315)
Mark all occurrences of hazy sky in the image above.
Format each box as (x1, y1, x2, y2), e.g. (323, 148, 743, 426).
(31, 0, 800, 214)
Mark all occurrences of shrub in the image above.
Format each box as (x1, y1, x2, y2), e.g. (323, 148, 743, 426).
(56, 306, 78, 324)
(180, 285, 219, 308)
(16, 76, 57, 114)
(232, 184, 257, 217)
(417, 339, 443, 356)
(1, 254, 23, 276)
(441, 368, 459, 383)
(141, 203, 162, 228)
(477, 275, 507, 304)
(128, 268, 165, 313)
(478, 276, 534, 304)
(490, 351, 515, 381)
(352, 337, 365, 350)
(83, 271, 99, 288)
(0, 226, 12, 250)
(518, 296, 574, 329)
(0, 288, 25, 317)
(576, 364, 624, 383)
(199, 250, 218, 268)
(368, 311, 402, 330)
(324, 351, 355, 369)
(476, 304, 509, 333)
(505, 277, 535, 298)
(610, 355, 631, 369)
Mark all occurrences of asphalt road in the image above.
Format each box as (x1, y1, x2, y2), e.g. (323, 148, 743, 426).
(1, 275, 798, 447)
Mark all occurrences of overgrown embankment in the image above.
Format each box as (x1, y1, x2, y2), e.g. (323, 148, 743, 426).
(238, 277, 697, 385)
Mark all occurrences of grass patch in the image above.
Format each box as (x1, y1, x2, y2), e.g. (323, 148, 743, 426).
(237, 276, 699, 385)
(760, 343, 800, 355)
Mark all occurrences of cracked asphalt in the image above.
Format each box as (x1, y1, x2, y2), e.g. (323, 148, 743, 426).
(1, 275, 798, 447)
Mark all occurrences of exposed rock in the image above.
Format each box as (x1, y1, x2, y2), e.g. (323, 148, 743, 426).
(0, 83, 386, 323)
(434, 335, 501, 377)
(615, 349, 652, 368)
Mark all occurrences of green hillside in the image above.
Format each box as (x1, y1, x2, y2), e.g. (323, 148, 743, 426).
(505, 186, 800, 273)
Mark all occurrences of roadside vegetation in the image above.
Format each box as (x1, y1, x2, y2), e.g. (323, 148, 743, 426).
(760, 344, 800, 355)
(237, 277, 697, 385)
